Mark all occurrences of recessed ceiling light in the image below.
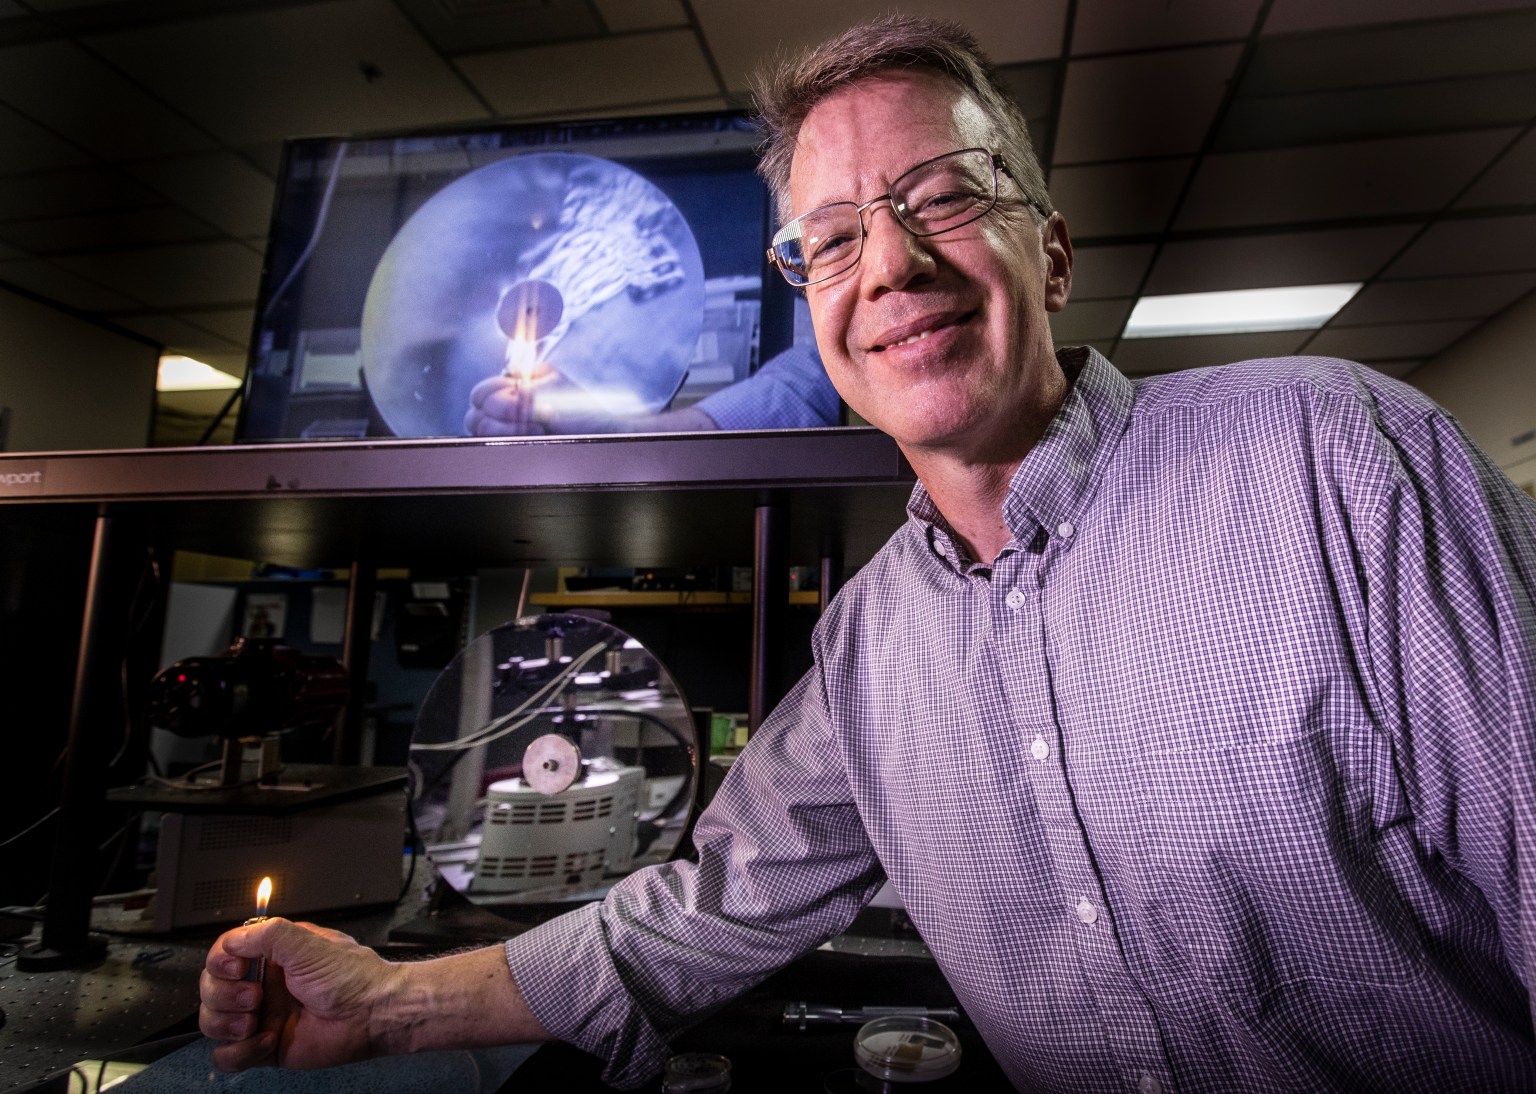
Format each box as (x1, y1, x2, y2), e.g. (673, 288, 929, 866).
(1122, 283, 1362, 339)
(157, 355, 242, 392)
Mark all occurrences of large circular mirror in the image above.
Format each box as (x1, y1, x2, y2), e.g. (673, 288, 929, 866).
(408, 613, 699, 905)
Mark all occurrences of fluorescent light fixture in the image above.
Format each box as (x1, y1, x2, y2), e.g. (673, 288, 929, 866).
(157, 355, 241, 391)
(1122, 283, 1362, 339)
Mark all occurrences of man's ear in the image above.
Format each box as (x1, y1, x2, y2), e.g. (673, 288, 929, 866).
(1042, 211, 1072, 314)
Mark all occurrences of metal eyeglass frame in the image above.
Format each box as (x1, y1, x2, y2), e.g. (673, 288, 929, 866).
(765, 148, 1043, 288)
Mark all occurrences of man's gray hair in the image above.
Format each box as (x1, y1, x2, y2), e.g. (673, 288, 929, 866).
(752, 14, 1053, 223)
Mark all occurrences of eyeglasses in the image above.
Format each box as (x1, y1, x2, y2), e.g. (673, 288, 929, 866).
(767, 148, 1032, 288)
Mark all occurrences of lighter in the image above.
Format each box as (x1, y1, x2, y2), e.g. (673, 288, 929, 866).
(242, 876, 273, 983)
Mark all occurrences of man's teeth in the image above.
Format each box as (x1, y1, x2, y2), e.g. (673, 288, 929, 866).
(893, 329, 933, 347)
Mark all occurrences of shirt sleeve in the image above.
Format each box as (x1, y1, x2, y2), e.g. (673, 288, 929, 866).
(1338, 382, 1536, 1003)
(692, 344, 842, 430)
(503, 667, 885, 1088)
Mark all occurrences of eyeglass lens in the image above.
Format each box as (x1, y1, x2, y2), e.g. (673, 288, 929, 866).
(770, 149, 999, 286)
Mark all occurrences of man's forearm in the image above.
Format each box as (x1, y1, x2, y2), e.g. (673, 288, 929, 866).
(374, 945, 552, 1055)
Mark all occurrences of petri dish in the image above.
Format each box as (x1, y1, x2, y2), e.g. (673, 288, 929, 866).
(853, 1016, 962, 1083)
(662, 1051, 732, 1092)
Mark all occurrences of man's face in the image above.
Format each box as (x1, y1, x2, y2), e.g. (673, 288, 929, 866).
(789, 70, 1072, 464)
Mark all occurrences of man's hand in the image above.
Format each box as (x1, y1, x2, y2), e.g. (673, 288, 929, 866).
(200, 918, 552, 1073)
(199, 918, 397, 1072)
(465, 374, 547, 436)
(464, 372, 717, 436)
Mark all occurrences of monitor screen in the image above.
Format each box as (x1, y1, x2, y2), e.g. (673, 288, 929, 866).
(236, 111, 833, 442)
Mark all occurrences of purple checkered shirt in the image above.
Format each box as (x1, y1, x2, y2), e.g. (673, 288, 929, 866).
(506, 348, 1536, 1091)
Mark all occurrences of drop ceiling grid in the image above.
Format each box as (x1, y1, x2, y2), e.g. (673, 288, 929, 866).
(83, 0, 490, 145)
(0, 37, 215, 160)
(454, 29, 721, 118)
(0, 0, 1526, 380)
(1141, 225, 1421, 296)
(691, 0, 1069, 97)
(1067, 0, 1264, 54)
(1052, 45, 1243, 164)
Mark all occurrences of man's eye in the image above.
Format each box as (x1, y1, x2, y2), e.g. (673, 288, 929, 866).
(806, 232, 857, 264)
(908, 188, 979, 218)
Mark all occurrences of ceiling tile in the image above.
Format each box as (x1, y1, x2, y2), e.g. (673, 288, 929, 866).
(1051, 158, 1192, 239)
(694, 0, 1068, 95)
(0, 206, 218, 254)
(111, 311, 247, 354)
(594, 0, 687, 33)
(1070, 243, 1156, 299)
(125, 152, 276, 238)
(0, 39, 215, 160)
(1264, 0, 1536, 37)
(1054, 45, 1242, 163)
(238, 142, 287, 179)
(1050, 298, 1133, 343)
(1144, 224, 1419, 295)
(1385, 213, 1536, 277)
(0, 102, 93, 174)
(52, 240, 263, 309)
(1249, 7, 1536, 91)
(1333, 273, 1536, 325)
(0, 167, 162, 219)
(86, 0, 488, 146)
(394, 0, 602, 52)
(1363, 359, 1426, 379)
(1176, 129, 1516, 230)
(994, 60, 1058, 121)
(1457, 128, 1536, 209)
(1071, 0, 1262, 54)
(178, 306, 256, 345)
(1111, 330, 1309, 373)
(0, 257, 144, 310)
(457, 29, 717, 116)
(1302, 318, 1477, 360)
(1217, 72, 1536, 153)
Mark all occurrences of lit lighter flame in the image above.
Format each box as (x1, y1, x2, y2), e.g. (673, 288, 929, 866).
(256, 876, 272, 917)
(504, 336, 540, 380)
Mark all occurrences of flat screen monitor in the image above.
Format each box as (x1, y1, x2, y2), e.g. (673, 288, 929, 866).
(236, 111, 834, 442)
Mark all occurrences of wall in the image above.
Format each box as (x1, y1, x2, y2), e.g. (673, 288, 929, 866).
(1407, 290, 1536, 494)
(0, 284, 159, 453)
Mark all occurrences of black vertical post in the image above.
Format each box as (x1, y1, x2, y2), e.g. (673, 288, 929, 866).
(331, 551, 376, 766)
(20, 507, 122, 970)
(818, 547, 843, 615)
(748, 492, 788, 736)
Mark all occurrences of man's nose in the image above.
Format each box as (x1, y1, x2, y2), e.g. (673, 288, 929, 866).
(858, 203, 935, 292)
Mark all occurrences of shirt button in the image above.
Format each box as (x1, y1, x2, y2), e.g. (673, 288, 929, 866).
(1030, 736, 1049, 761)
(1004, 588, 1026, 610)
(1056, 520, 1075, 539)
(1075, 899, 1099, 925)
(1138, 1073, 1162, 1094)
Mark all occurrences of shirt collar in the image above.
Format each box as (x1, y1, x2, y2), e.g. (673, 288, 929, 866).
(905, 347, 1135, 570)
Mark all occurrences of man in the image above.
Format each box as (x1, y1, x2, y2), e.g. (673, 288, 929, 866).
(200, 15, 1536, 1091)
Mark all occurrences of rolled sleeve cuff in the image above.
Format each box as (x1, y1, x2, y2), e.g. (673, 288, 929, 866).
(503, 904, 672, 1089)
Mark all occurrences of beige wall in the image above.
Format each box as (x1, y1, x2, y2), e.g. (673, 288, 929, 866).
(1407, 290, 1536, 496)
(0, 285, 159, 453)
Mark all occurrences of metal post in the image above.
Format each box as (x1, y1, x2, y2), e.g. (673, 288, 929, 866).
(748, 492, 788, 735)
(331, 553, 377, 766)
(20, 507, 119, 970)
(818, 548, 843, 615)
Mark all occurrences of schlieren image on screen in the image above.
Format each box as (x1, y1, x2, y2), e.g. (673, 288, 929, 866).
(237, 113, 820, 443)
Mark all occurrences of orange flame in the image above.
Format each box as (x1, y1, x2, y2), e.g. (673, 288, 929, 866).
(256, 876, 272, 917)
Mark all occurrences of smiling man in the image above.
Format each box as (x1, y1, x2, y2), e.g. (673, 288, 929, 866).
(199, 15, 1536, 1092)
